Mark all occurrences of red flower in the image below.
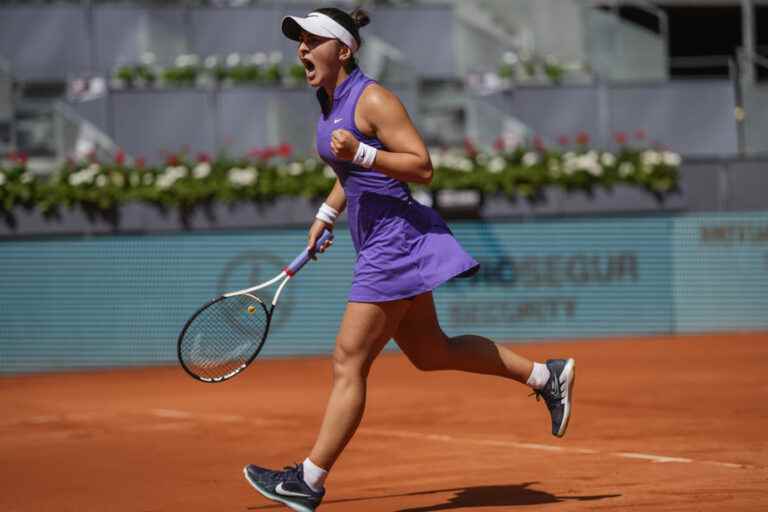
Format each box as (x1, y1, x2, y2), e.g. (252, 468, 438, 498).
(634, 129, 646, 141)
(533, 135, 545, 151)
(10, 150, 28, 164)
(196, 152, 211, 163)
(262, 147, 277, 160)
(165, 154, 180, 166)
(575, 131, 590, 146)
(493, 136, 505, 152)
(557, 135, 570, 146)
(277, 143, 293, 158)
(87, 149, 97, 163)
(614, 132, 628, 145)
(463, 137, 478, 157)
(136, 157, 146, 169)
(248, 147, 264, 159)
(115, 150, 125, 165)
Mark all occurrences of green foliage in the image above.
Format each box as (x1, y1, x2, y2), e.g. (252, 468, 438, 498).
(0, 145, 681, 225)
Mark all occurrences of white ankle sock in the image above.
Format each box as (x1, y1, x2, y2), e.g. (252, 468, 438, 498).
(302, 457, 328, 493)
(526, 362, 551, 390)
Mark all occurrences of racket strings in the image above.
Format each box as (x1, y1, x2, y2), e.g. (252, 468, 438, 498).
(179, 295, 268, 380)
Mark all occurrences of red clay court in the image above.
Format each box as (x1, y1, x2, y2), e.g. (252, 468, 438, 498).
(2, 331, 766, 512)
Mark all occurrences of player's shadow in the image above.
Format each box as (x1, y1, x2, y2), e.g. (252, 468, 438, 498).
(394, 482, 621, 511)
(247, 481, 621, 510)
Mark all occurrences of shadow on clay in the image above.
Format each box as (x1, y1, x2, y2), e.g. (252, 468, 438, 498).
(247, 481, 621, 510)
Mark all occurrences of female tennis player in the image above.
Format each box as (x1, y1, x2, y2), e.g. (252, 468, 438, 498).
(244, 8, 575, 511)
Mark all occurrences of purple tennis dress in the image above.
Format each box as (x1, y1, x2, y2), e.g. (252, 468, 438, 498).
(315, 68, 479, 302)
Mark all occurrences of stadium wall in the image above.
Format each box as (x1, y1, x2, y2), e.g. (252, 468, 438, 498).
(1, 210, 766, 374)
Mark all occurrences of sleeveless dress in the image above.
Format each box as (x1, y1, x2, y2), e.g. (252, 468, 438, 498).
(315, 68, 479, 302)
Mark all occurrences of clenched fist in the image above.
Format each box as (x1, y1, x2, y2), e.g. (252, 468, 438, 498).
(330, 129, 359, 161)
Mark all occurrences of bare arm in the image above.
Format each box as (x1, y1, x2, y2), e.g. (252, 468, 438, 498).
(307, 178, 345, 253)
(330, 84, 433, 185)
(324, 177, 347, 214)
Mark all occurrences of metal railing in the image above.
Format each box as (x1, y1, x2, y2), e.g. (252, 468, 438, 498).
(52, 101, 119, 166)
(0, 55, 15, 156)
(581, 0, 669, 82)
(737, 49, 768, 155)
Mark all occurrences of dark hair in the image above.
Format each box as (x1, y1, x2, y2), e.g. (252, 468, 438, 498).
(314, 7, 370, 51)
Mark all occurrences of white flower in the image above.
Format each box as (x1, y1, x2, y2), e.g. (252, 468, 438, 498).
(175, 54, 200, 67)
(488, 156, 506, 174)
(156, 166, 188, 190)
(95, 175, 108, 188)
(548, 159, 561, 176)
(251, 52, 267, 66)
(323, 165, 336, 179)
(641, 150, 662, 167)
(522, 152, 540, 167)
(193, 162, 211, 179)
(562, 153, 578, 175)
(576, 152, 603, 177)
(142, 173, 154, 186)
(287, 162, 304, 176)
(662, 151, 682, 167)
(228, 167, 257, 187)
(68, 164, 100, 186)
(0, 173, 6, 186)
(204, 55, 219, 68)
(140, 52, 156, 65)
(600, 152, 617, 167)
(502, 51, 518, 65)
(20, 172, 33, 184)
(111, 173, 125, 187)
(429, 150, 443, 169)
(304, 159, 318, 172)
(584, 162, 603, 177)
(457, 158, 474, 173)
(269, 51, 283, 64)
(619, 162, 635, 177)
(129, 173, 140, 187)
(226, 53, 241, 67)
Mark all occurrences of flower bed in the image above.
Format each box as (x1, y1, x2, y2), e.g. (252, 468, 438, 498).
(0, 140, 681, 228)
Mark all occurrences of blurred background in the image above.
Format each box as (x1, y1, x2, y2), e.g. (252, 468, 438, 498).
(0, 0, 766, 373)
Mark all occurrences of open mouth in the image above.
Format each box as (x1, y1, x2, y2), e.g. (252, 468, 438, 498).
(300, 58, 316, 78)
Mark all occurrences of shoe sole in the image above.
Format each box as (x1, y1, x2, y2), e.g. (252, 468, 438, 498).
(555, 358, 575, 438)
(243, 467, 316, 512)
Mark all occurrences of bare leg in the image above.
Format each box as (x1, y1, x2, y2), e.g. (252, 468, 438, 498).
(308, 299, 411, 471)
(394, 292, 533, 383)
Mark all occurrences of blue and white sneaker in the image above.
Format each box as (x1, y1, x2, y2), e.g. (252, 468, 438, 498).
(243, 463, 325, 512)
(532, 358, 576, 437)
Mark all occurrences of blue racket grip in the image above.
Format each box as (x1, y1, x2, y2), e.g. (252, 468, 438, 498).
(284, 229, 334, 276)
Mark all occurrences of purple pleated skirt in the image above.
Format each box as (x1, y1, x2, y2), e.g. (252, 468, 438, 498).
(346, 192, 479, 302)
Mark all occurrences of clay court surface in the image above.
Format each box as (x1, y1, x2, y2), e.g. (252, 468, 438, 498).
(2, 331, 766, 511)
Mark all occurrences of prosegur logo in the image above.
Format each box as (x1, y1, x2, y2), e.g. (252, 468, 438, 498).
(700, 224, 768, 245)
(218, 251, 294, 328)
(448, 252, 639, 288)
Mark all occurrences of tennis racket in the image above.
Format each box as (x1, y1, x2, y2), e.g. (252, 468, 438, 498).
(177, 230, 333, 383)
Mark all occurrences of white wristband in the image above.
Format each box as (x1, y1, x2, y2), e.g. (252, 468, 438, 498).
(353, 142, 378, 169)
(315, 202, 339, 225)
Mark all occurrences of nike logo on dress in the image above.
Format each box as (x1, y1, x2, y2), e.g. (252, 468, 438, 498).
(275, 482, 313, 498)
(333, 118, 343, 124)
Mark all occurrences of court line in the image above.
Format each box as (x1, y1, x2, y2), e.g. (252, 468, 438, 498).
(357, 427, 753, 470)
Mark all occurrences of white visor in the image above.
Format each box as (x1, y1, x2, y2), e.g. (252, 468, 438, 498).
(282, 12, 359, 53)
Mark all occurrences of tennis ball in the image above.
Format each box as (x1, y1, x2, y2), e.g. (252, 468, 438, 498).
(247, 305, 256, 314)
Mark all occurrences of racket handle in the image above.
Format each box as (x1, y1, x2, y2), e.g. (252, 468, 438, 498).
(285, 229, 334, 276)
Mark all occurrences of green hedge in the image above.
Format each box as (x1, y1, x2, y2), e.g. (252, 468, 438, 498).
(0, 144, 681, 225)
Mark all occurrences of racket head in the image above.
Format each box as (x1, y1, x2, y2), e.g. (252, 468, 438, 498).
(177, 293, 271, 383)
